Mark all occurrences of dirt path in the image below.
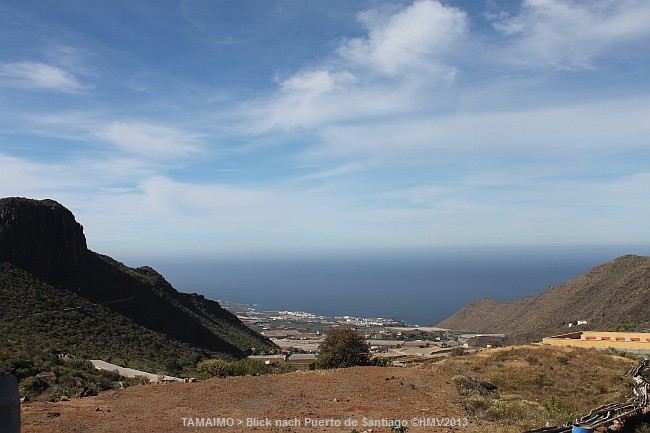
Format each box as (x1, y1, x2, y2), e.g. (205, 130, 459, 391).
(22, 366, 483, 432)
(90, 360, 182, 382)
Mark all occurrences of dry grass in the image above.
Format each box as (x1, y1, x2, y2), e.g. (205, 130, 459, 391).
(436, 345, 639, 432)
(21, 366, 472, 433)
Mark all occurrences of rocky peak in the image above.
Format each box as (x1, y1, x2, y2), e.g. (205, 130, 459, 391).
(0, 197, 88, 270)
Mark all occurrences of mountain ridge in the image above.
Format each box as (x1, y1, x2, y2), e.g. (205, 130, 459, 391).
(437, 254, 650, 342)
(0, 197, 276, 374)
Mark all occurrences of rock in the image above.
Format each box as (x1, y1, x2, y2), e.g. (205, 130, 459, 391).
(36, 372, 56, 383)
(60, 396, 70, 401)
(0, 197, 88, 273)
(78, 386, 98, 398)
(459, 376, 498, 396)
(46, 412, 61, 418)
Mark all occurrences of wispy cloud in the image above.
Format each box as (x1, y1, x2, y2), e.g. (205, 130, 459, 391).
(292, 162, 366, 182)
(94, 121, 203, 159)
(309, 96, 650, 159)
(1, 0, 649, 255)
(14, 110, 205, 163)
(488, 0, 650, 69)
(0, 152, 101, 210)
(0, 61, 87, 93)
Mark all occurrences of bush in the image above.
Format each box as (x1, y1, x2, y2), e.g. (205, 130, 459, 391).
(227, 359, 272, 376)
(316, 329, 371, 369)
(467, 392, 490, 413)
(369, 357, 392, 367)
(197, 359, 273, 378)
(197, 359, 231, 377)
(452, 375, 469, 393)
(543, 396, 565, 413)
(485, 394, 545, 422)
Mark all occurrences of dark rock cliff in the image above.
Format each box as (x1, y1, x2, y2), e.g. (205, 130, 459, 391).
(0, 197, 88, 272)
(0, 197, 277, 365)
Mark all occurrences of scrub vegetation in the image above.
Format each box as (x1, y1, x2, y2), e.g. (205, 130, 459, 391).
(438, 345, 638, 432)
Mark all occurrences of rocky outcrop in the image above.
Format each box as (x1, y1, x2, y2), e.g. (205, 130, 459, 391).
(0, 197, 88, 271)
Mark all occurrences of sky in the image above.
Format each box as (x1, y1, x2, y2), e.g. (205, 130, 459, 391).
(1, 0, 650, 259)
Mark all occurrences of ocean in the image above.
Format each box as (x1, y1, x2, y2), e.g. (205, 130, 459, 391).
(134, 245, 650, 326)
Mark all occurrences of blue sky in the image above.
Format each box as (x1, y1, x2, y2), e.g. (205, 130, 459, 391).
(1, 0, 649, 258)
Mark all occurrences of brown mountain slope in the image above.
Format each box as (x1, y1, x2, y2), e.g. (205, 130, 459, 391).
(437, 255, 650, 342)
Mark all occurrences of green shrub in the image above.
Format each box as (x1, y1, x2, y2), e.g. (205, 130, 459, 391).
(228, 359, 272, 376)
(543, 395, 564, 413)
(485, 395, 544, 422)
(197, 359, 231, 377)
(197, 359, 272, 378)
(467, 392, 490, 413)
(452, 375, 469, 392)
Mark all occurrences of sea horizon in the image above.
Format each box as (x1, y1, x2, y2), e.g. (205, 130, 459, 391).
(125, 244, 650, 326)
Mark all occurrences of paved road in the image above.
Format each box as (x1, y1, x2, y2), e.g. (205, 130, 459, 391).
(90, 360, 183, 382)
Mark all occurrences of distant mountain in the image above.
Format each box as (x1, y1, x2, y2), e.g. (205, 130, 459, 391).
(0, 197, 276, 374)
(437, 255, 650, 343)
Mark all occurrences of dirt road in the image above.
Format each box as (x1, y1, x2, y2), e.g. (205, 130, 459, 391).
(90, 360, 182, 382)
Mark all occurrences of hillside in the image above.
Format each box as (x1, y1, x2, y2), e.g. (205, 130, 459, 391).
(0, 197, 276, 376)
(21, 366, 473, 433)
(437, 255, 650, 342)
(438, 345, 638, 432)
(19, 346, 642, 433)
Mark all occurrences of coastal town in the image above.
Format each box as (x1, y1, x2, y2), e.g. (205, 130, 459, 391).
(219, 301, 504, 369)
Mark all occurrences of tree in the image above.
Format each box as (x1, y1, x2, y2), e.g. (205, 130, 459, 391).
(316, 329, 371, 369)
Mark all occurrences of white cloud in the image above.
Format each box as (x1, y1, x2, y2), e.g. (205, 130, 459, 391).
(250, 79, 417, 131)
(139, 175, 277, 222)
(0, 154, 64, 195)
(0, 151, 163, 200)
(78, 175, 355, 254)
(253, 70, 355, 129)
(19, 112, 204, 162)
(338, 0, 467, 76)
(0, 61, 86, 93)
(279, 70, 354, 95)
(311, 96, 650, 158)
(95, 121, 202, 158)
(246, 0, 466, 131)
(2, 144, 648, 255)
(2, 0, 649, 254)
(489, 0, 650, 69)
